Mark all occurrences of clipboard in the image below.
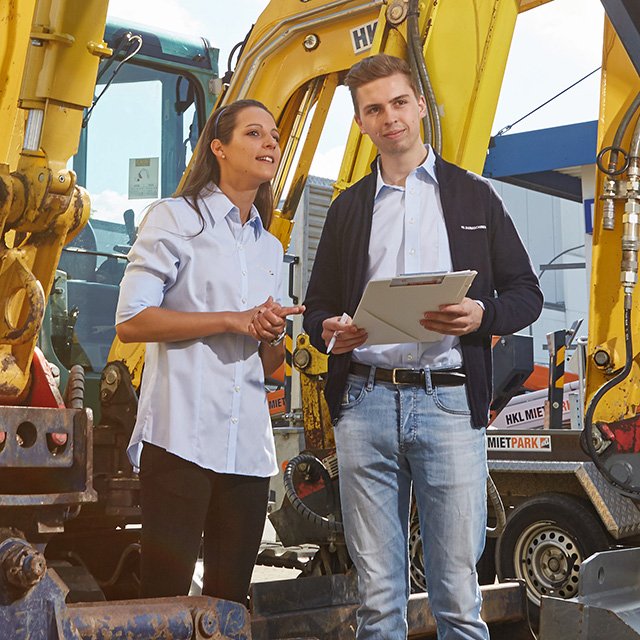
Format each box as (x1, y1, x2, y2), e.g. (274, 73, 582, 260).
(352, 270, 477, 345)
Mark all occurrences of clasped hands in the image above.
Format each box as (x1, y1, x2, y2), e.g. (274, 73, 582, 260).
(247, 296, 305, 345)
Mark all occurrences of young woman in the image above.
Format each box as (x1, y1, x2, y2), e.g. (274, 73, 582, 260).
(115, 99, 304, 603)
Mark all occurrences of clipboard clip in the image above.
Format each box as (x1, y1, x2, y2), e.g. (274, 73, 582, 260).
(390, 273, 445, 287)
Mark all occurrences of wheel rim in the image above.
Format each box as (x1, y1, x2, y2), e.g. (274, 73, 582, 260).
(513, 521, 583, 604)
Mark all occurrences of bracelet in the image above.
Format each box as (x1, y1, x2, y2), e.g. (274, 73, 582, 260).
(268, 330, 286, 347)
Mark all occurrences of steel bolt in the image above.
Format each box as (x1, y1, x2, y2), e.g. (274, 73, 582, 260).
(293, 348, 311, 369)
(389, 5, 403, 20)
(197, 610, 218, 639)
(303, 34, 319, 51)
(593, 349, 611, 368)
(3, 541, 46, 591)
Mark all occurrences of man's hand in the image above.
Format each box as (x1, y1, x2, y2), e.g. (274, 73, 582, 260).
(420, 297, 483, 336)
(321, 315, 367, 355)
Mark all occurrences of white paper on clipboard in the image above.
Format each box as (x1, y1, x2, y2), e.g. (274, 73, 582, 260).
(352, 270, 477, 345)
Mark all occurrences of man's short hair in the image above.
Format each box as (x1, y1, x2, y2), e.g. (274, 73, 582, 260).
(344, 54, 421, 114)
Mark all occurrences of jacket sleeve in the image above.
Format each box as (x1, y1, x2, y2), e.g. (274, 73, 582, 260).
(302, 201, 344, 352)
(476, 184, 544, 336)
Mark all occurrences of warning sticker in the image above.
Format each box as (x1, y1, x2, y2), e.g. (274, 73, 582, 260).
(268, 388, 286, 417)
(129, 157, 159, 199)
(486, 434, 552, 452)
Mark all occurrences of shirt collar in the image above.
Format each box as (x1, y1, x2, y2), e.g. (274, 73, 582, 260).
(374, 144, 438, 200)
(201, 184, 264, 236)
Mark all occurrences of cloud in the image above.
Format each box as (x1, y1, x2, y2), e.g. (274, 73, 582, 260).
(310, 145, 347, 181)
(90, 190, 154, 225)
(106, 0, 202, 36)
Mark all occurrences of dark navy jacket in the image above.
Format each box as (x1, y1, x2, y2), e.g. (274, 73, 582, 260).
(302, 153, 543, 428)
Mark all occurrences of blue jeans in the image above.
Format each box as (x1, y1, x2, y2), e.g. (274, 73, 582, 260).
(334, 371, 489, 640)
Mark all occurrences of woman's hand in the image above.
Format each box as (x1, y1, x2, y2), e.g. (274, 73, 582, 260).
(247, 296, 305, 343)
(250, 297, 304, 377)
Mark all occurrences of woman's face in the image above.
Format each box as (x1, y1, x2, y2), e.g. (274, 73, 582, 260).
(214, 106, 281, 189)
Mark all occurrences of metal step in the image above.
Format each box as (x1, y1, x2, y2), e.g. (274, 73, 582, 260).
(540, 547, 640, 639)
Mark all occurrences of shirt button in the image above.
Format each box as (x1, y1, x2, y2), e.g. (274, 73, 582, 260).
(234, 386, 241, 392)
(241, 297, 246, 303)
(409, 249, 415, 256)
(409, 218, 414, 224)
(231, 417, 238, 424)
(407, 354, 414, 361)
(242, 270, 247, 276)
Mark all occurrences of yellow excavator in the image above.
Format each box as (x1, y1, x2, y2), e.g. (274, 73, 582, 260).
(2, 0, 640, 638)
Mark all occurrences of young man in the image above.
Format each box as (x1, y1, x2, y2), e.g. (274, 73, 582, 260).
(303, 54, 543, 640)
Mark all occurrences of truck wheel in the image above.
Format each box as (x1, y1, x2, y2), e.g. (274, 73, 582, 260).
(496, 493, 610, 618)
(409, 509, 426, 593)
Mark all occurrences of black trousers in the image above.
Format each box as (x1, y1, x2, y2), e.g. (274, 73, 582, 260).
(138, 442, 270, 603)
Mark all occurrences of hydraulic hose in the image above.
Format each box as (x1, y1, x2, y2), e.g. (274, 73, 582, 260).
(583, 306, 638, 495)
(407, 0, 441, 153)
(611, 91, 640, 162)
(587, 90, 640, 495)
(629, 104, 640, 160)
(485, 475, 506, 538)
(597, 90, 640, 176)
(283, 453, 344, 534)
(65, 364, 85, 409)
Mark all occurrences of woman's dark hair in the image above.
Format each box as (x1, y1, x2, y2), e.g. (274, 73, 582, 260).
(174, 99, 276, 229)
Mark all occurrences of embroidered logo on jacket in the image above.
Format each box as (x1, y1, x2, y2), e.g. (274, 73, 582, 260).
(461, 225, 487, 230)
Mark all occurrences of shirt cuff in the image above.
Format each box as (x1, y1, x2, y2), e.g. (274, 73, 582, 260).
(474, 299, 485, 311)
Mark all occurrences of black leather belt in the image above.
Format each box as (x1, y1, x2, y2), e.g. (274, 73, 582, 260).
(350, 362, 466, 386)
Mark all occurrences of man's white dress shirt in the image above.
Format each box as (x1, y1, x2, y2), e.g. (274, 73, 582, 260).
(353, 145, 464, 371)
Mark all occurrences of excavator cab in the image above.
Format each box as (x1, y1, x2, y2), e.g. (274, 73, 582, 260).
(38, 19, 220, 421)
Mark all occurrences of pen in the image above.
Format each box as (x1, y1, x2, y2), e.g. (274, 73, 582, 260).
(326, 312, 350, 354)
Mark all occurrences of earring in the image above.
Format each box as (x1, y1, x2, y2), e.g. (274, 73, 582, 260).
(221, 153, 226, 159)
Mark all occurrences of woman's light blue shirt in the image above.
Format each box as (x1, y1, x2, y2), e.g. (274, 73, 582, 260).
(116, 186, 283, 477)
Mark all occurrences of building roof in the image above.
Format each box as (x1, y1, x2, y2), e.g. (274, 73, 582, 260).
(483, 120, 597, 202)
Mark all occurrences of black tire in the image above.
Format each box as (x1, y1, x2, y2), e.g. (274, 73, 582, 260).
(409, 504, 426, 592)
(496, 493, 611, 620)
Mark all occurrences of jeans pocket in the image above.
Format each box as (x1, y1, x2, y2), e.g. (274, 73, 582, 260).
(339, 374, 368, 411)
(433, 385, 472, 415)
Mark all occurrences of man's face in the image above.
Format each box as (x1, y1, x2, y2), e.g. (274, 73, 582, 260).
(354, 73, 426, 158)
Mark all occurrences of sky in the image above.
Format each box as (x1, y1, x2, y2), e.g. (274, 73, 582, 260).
(105, 0, 605, 180)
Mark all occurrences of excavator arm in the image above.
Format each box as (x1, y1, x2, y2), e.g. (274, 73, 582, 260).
(0, 0, 111, 404)
(208, 0, 553, 250)
(584, 9, 640, 496)
(203, 0, 552, 453)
